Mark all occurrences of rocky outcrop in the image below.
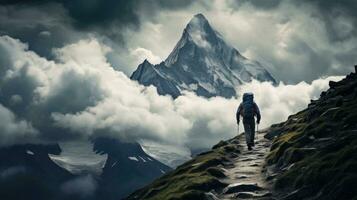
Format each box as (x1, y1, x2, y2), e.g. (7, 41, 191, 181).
(264, 67, 357, 200)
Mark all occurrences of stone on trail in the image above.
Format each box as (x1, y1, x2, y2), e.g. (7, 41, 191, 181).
(216, 133, 274, 199)
(234, 191, 273, 199)
(236, 175, 249, 179)
(223, 183, 264, 194)
(266, 173, 278, 181)
(205, 192, 220, 200)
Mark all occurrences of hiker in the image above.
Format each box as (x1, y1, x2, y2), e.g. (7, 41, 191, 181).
(236, 93, 261, 150)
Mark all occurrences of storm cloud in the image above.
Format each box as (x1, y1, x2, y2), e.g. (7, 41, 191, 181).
(0, 0, 356, 82)
(0, 0, 196, 28)
(0, 0, 354, 162)
(225, 0, 357, 82)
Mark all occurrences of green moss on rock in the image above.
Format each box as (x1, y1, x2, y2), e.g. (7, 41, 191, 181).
(265, 70, 357, 199)
(126, 138, 241, 200)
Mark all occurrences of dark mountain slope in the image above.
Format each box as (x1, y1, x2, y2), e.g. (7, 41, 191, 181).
(93, 138, 172, 200)
(0, 144, 75, 200)
(0, 138, 172, 200)
(264, 66, 357, 200)
(126, 66, 357, 200)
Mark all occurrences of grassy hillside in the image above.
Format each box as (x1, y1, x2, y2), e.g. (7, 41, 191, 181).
(125, 137, 242, 200)
(265, 67, 357, 199)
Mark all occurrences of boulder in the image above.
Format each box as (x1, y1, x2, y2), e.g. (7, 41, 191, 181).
(264, 129, 283, 140)
(223, 183, 263, 194)
(204, 192, 220, 200)
(234, 192, 272, 199)
(212, 140, 228, 149)
(329, 81, 339, 88)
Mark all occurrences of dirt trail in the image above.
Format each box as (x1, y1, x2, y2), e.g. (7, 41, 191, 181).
(212, 131, 275, 200)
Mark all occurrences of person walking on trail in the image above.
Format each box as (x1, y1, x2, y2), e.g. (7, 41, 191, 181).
(236, 93, 261, 150)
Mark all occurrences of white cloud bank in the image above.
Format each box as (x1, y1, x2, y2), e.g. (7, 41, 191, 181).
(0, 104, 38, 146)
(238, 78, 342, 129)
(130, 47, 162, 65)
(0, 36, 343, 155)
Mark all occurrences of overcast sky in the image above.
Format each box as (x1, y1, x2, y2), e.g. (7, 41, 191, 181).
(0, 0, 356, 83)
(0, 0, 354, 162)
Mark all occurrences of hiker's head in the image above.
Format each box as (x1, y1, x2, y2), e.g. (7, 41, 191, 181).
(243, 92, 254, 102)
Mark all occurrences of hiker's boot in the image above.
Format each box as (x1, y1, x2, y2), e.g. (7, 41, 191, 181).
(248, 145, 252, 151)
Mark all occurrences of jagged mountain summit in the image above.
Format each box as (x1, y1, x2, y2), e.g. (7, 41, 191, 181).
(131, 13, 276, 98)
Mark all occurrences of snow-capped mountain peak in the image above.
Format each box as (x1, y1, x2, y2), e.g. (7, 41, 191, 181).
(165, 13, 221, 66)
(185, 13, 214, 47)
(131, 14, 277, 98)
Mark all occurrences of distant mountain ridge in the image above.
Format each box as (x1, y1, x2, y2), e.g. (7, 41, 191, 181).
(0, 139, 171, 200)
(131, 13, 276, 98)
(92, 138, 172, 199)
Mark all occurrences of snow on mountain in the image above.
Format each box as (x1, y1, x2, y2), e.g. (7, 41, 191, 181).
(131, 13, 277, 98)
(49, 140, 107, 176)
(140, 140, 192, 168)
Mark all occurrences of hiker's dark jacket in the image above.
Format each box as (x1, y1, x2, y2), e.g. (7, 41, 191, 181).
(236, 102, 261, 123)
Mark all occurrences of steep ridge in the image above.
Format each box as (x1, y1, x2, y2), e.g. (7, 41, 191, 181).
(131, 14, 276, 98)
(264, 66, 357, 200)
(125, 135, 242, 200)
(126, 66, 357, 200)
(125, 132, 275, 200)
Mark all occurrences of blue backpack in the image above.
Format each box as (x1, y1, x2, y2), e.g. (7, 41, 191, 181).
(242, 93, 255, 118)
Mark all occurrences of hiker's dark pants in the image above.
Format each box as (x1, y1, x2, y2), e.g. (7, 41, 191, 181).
(243, 117, 255, 146)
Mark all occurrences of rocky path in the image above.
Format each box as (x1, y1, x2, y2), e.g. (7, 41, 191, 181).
(214, 131, 275, 200)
